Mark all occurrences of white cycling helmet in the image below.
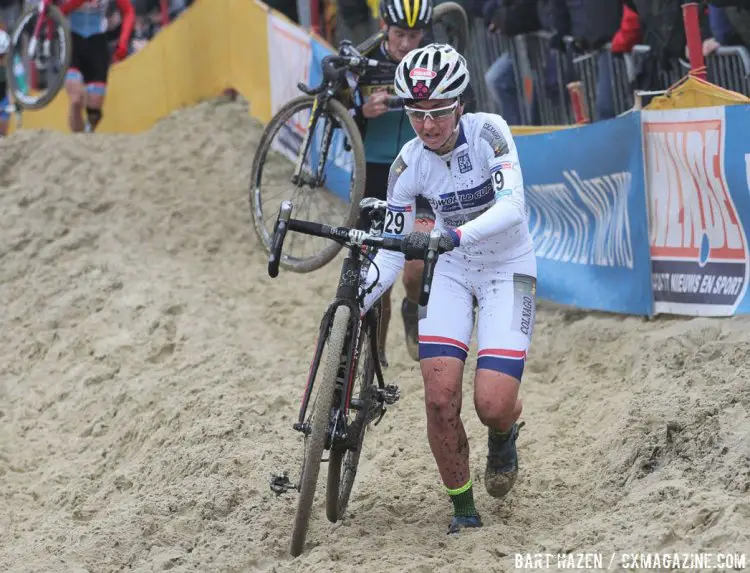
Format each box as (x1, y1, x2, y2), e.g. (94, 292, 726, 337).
(0, 30, 10, 56)
(394, 43, 470, 102)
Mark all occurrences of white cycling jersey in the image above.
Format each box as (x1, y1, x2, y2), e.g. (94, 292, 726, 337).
(362, 111, 537, 379)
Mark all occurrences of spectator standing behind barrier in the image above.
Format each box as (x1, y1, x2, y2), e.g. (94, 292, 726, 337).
(610, 3, 641, 54)
(482, 0, 562, 125)
(623, 0, 711, 91)
(336, 0, 378, 46)
(710, 0, 750, 48)
(547, 0, 622, 121)
(124, 0, 194, 52)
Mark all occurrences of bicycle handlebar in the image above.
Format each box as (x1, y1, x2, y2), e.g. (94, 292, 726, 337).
(296, 39, 397, 97)
(268, 200, 446, 307)
(384, 95, 404, 110)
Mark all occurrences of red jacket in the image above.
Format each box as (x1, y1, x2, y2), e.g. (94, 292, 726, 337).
(610, 4, 641, 53)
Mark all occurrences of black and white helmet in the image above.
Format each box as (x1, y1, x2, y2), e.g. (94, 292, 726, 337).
(394, 43, 470, 102)
(380, 0, 433, 29)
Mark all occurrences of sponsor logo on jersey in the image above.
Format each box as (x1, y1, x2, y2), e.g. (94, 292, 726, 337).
(479, 122, 509, 158)
(456, 152, 472, 174)
(644, 112, 748, 315)
(429, 179, 493, 213)
(387, 156, 408, 197)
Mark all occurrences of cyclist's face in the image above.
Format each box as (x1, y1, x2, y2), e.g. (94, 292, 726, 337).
(385, 26, 425, 61)
(408, 99, 461, 150)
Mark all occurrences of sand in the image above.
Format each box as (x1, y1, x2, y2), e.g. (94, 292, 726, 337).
(1, 99, 749, 573)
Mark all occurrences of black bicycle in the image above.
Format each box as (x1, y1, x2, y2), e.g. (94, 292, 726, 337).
(249, 1, 469, 275)
(267, 198, 449, 557)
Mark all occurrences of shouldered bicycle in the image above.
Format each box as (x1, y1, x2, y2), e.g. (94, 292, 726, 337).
(249, 1, 469, 274)
(3, 0, 72, 111)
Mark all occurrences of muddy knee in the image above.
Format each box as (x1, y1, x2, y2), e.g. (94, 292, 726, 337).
(425, 388, 461, 425)
(474, 374, 521, 430)
(475, 398, 518, 430)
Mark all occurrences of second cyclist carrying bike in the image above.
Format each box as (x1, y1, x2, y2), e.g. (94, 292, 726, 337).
(352, 0, 449, 366)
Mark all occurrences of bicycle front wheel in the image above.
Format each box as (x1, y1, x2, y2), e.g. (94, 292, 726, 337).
(290, 305, 351, 557)
(325, 313, 377, 523)
(432, 1, 469, 54)
(250, 96, 366, 274)
(6, 4, 72, 110)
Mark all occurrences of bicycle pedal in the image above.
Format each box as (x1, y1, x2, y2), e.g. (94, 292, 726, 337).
(269, 471, 298, 495)
(382, 384, 400, 405)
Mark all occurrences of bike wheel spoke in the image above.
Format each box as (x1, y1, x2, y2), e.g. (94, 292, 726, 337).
(251, 97, 365, 273)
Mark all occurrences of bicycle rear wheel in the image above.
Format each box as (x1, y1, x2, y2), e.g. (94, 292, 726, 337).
(290, 305, 351, 557)
(6, 4, 72, 110)
(325, 313, 377, 523)
(432, 1, 469, 54)
(250, 96, 366, 274)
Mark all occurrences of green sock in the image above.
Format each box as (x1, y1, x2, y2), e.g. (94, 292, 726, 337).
(489, 426, 512, 443)
(447, 479, 478, 517)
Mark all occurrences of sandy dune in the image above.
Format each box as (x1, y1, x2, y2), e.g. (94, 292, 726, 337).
(1, 99, 748, 573)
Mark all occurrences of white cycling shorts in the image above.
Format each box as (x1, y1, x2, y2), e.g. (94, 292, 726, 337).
(418, 250, 537, 381)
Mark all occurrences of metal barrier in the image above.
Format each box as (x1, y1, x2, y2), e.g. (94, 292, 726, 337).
(706, 46, 750, 95)
(571, 49, 597, 121)
(470, 24, 576, 126)
(465, 17, 503, 115)
(466, 17, 750, 128)
(609, 50, 636, 116)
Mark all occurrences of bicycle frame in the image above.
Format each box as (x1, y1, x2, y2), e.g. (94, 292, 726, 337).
(291, 40, 396, 188)
(27, 0, 57, 59)
(294, 240, 387, 448)
(266, 199, 443, 501)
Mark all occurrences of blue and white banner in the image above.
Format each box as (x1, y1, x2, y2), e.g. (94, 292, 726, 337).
(643, 105, 750, 316)
(516, 113, 654, 315)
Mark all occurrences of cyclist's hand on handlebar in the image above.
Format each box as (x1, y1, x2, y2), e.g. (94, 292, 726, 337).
(362, 89, 389, 118)
(112, 43, 128, 63)
(400, 231, 457, 260)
